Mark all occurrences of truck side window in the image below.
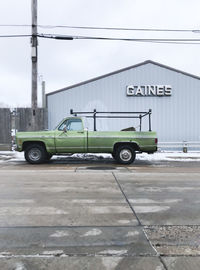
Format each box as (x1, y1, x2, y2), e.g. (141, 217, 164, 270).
(58, 119, 83, 131)
(58, 120, 68, 131)
(67, 119, 83, 131)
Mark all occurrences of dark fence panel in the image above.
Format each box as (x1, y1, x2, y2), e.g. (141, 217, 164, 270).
(0, 108, 48, 151)
(16, 108, 48, 132)
(0, 108, 12, 150)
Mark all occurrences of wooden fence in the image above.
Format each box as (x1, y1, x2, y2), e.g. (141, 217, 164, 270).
(0, 108, 48, 151)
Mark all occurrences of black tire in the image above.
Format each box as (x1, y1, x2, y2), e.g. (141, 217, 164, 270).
(24, 144, 47, 164)
(115, 145, 136, 165)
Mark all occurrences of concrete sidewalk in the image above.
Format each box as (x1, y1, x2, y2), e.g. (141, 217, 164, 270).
(0, 162, 200, 269)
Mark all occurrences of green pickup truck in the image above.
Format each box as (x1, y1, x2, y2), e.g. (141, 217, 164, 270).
(15, 110, 157, 165)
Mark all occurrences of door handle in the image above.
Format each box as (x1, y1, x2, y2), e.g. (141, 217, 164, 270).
(77, 131, 84, 133)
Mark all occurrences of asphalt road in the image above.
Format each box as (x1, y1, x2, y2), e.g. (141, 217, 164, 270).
(0, 156, 200, 269)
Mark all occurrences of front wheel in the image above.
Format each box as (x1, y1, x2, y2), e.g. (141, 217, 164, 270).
(24, 144, 47, 164)
(115, 145, 136, 165)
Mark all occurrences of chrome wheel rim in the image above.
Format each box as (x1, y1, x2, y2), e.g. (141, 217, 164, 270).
(28, 148, 41, 161)
(119, 149, 132, 162)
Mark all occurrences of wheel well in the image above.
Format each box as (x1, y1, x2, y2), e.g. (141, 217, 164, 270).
(113, 142, 140, 153)
(22, 141, 47, 152)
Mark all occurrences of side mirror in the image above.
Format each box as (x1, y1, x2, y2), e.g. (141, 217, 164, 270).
(63, 127, 67, 133)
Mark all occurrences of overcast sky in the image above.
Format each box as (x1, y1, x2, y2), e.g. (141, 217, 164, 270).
(0, 0, 200, 107)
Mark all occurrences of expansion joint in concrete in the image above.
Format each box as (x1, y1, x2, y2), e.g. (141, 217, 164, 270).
(159, 256, 169, 270)
(112, 172, 141, 226)
(112, 172, 170, 270)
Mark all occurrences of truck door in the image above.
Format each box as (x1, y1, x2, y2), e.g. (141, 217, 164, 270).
(54, 118, 86, 153)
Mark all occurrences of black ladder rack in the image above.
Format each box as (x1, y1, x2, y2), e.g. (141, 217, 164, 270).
(70, 109, 152, 132)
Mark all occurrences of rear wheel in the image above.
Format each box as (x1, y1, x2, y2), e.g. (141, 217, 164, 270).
(24, 144, 47, 164)
(115, 145, 136, 165)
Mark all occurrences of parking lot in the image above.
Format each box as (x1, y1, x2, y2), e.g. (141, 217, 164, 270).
(0, 155, 200, 269)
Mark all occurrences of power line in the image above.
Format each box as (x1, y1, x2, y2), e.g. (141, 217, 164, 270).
(0, 24, 200, 33)
(1, 33, 200, 45)
(0, 34, 31, 38)
(38, 33, 200, 44)
(0, 24, 30, 27)
(37, 25, 200, 33)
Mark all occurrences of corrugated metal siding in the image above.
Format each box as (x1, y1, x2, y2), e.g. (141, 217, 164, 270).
(47, 63, 200, 143)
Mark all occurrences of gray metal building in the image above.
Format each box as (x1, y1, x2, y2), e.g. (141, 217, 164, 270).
(47, 60, 200, 150)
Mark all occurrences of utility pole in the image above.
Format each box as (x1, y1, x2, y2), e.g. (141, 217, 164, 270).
(31, 0, 38, 109)
(42, 80, 46, 108)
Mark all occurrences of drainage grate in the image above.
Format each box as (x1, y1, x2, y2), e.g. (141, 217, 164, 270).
(86, 166, 116, 170)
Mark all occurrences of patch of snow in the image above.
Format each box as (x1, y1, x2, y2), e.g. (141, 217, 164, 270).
(0, 151, 24, 162)
(137, 151, 200, 162)
(1, 150, 200, 163)
(0, 151, 14, 155)
(89, 206, 131, 214)
(0, 207, 68, 215)
(134, 205, 170, 213)
(137, 187, 200, 192)
(14, 151, 24, 159)
(42, 250, 64, 255)
(99, 249, 127, 256)
(81, 228, 102, 237)
(102, 257, 122, 270)
(129, 199, 182, 204)
(117, 219, 131, 224)
(71, 199, 96, 204)
(15, 262, 27, 270)
(125, 231, 139, 237)
(156, 266, 163, 270)
(0, 252, 11, 256)
(0, 199, 34, 204)
(50, 230, 69, 238)
(60, 153, 112, 160)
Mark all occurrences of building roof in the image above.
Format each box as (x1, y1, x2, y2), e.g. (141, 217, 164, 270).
(46, 60, 200, 96)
